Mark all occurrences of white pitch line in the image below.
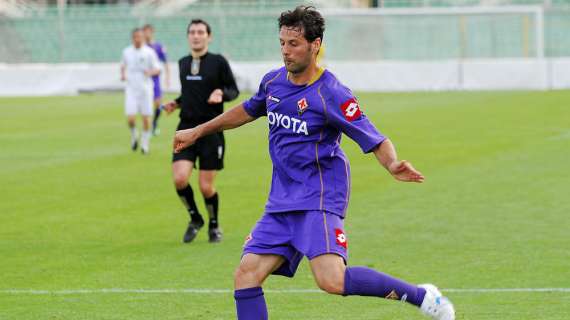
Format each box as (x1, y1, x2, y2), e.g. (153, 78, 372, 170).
(1, 288, 570, 295)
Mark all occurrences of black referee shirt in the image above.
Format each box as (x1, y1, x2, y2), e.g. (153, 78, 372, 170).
(175, 52, 239, 126)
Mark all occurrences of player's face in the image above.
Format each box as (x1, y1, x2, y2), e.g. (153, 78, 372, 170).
(187, 23, 210, 52)
(132, 31, 144, 48)
(279, 26, 318, 74)
(143, 27, 153, 42)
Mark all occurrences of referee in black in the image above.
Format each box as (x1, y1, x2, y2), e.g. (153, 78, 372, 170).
(164, 19, 239, 243)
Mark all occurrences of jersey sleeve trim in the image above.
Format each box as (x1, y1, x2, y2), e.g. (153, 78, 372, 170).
(264, 71, 282, 91)
(317, 83, 329, 125)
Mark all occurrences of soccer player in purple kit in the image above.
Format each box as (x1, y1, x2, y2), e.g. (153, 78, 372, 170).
(143, 24, 170, 136)
(173, 6, 455, 320)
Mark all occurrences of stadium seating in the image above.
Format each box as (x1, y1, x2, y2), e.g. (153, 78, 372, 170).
(0, 0, 569, 63)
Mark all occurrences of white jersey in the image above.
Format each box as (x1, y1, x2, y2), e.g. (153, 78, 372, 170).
(121, 45, 160, 92)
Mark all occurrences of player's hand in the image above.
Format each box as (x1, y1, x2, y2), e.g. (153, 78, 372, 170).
(207, 89, 223, 104)
(388, 160, 425, 183)
(173, 128, 201, 153)
(120, 75, 126, 82)
(163, 101, 177, 114)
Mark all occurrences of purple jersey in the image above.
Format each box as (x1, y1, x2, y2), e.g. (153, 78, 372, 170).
(147, 42, 167, 82)
(243, 67, 386, 218)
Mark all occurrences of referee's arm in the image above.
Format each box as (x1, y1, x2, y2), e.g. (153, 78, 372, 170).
(174, 104, 254, 152)
(220, 57, 239, 101)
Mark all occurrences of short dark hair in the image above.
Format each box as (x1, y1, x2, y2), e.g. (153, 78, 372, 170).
(278, 6, 325, 42)
(142, 24, 154, 31)
(187, 19, 211, 35)
(131, 28, 142, 36)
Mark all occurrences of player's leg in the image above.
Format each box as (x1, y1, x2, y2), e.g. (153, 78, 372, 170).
(234, 254, 284, 320)
(197, 133, 225, 242)
(305, 211, 454, 319)
(235, 212, 302, 320)
(151, 78, 162, 135)
(310, 254, 454, 319)
(235, 253, 284, 289)
(125, 90, 138, 151)
(140, 91, 153, 154)
(127, 115, 138, 150)
(140, 115, 151, 154)
(198, 170, 221, 242)
(172, 159, 204, 243)
(310, 254, 426, 302)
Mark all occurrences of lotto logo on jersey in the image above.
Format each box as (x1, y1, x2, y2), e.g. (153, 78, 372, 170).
(340, 98, 362, 122)
(335, 229, 348, 249)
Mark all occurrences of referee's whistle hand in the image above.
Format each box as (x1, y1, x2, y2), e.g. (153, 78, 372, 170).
(207, 89, 223, 104)
(173, 128, 199, 153)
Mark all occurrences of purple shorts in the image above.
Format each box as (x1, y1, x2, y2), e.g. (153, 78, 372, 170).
(242, 210, 348, 278)
(152, 77, 162, 99)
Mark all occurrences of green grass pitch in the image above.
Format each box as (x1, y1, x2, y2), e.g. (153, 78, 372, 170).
(1, 91, 569, 319)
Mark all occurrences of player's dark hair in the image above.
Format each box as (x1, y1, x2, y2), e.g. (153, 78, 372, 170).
(131, 28, 142, 36)
(187, 19, 211, 35)
(142, 24, 154, 31)
(278, 6, 325, 42)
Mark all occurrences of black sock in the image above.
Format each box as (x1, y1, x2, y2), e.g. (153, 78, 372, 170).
(176, 185, 203, 225)
(204, 193, 219, 229)
(152, 107, 161, 130)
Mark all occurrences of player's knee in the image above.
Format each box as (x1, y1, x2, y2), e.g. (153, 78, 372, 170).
(199, 182, 215, 197)
(173, 175, 188, 189)
(234, 263, 262, 287)
(315, 274, 344, 295)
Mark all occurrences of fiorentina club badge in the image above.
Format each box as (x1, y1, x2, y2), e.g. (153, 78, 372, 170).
(297, 97, 309, 115)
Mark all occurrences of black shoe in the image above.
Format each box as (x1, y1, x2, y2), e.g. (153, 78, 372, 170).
(183, 221, 204, 243)
(208, 227, 223, 243)
(131, 140, 138, 151)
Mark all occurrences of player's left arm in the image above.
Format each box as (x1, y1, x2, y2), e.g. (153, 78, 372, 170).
(372, 139, 424, 183)
(325, 86, 423, 183)
(145, 51, 161, 77)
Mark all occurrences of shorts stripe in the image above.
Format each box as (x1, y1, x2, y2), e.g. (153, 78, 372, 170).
(322, 211, 330, 253)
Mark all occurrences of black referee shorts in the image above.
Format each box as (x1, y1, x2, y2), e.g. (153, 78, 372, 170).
(173, 122, 225, 170)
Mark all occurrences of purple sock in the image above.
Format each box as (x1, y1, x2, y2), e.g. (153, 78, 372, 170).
(343, 266, 426, 307)
(234, 287, 268, 320)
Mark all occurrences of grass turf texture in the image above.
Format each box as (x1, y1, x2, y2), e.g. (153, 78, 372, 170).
(1, 91, 569, 319)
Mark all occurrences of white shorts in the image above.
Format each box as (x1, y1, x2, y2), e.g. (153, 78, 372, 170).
(125, 88, 153, 116)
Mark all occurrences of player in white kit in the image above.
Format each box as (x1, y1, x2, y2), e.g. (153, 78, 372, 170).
(120, 28, 161, 154)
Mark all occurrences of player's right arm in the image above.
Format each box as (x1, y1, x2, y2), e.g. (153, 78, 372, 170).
(173, 104, 254, 153)
(120, 50, 127, 81)
(173, 70, 272, 152)
(120, 65, 126, 82)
